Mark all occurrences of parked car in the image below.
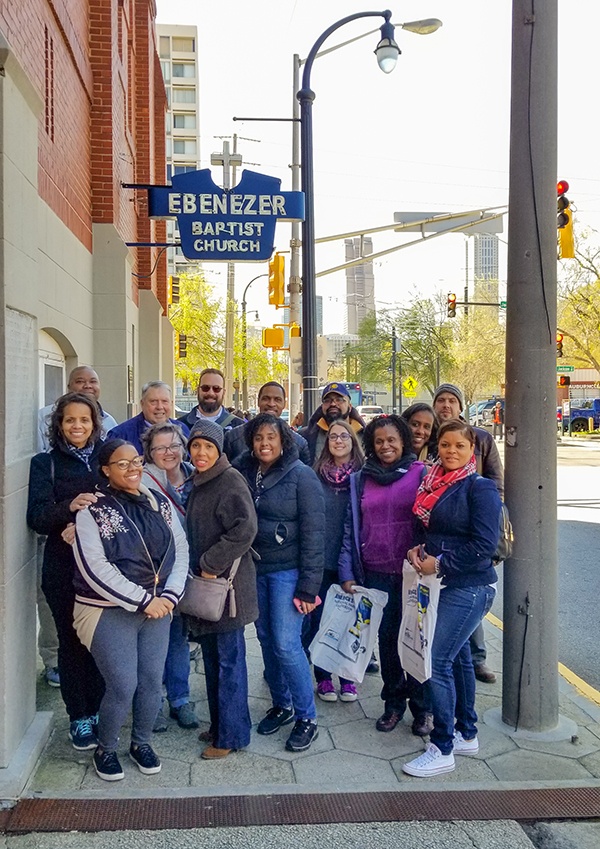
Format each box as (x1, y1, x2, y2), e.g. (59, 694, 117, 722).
(356, 405, 384, 423)
(562, 398, 600, 432)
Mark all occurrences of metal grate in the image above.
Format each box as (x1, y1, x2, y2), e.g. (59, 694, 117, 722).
(4, 788, 600, 834)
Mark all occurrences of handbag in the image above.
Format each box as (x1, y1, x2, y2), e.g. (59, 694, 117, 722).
(398, 560, 442, 684)
(308, 583, 388, 683)
(178, 557, 241, 622)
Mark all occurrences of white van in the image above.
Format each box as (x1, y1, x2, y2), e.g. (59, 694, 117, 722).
(356, 405, 384, 423)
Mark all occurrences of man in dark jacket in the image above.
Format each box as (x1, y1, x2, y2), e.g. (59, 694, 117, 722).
(108, 381, 187, 454)
(301, 382, 366, 465)
(224, 381, 310, 464)
(178, 368, 245, 432)
(433, 382, 504, 684)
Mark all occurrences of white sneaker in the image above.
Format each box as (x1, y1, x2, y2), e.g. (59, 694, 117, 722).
(402, 742, 455, 777)
(453, 730, 479, 756)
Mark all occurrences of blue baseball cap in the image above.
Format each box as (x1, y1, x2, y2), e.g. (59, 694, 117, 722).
(321, 382, 351, 400)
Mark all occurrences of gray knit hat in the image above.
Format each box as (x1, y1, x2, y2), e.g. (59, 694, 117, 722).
(187, 419, 224, 455)
(433, 383, 464, 411)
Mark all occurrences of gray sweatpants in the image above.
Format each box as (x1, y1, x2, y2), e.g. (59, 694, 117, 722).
(90, 607, 170, 751)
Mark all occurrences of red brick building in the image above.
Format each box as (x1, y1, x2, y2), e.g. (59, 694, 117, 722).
(0, 0, 173, 786)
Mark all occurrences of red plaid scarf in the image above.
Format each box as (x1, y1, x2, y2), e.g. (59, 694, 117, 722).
(413, 455, 477, 527)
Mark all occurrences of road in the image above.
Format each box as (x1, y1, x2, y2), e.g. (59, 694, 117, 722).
(492, 440, 600, 690)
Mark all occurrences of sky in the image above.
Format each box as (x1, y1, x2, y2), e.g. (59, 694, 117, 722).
(156, 1, 600, 335)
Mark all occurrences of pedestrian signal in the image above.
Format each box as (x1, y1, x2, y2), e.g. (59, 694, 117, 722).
(558, 375, 570, 386)
(268, 254, 286, 306)
(176, 333, 187, 358)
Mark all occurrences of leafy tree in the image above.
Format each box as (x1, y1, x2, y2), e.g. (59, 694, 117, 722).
(447, 304, 505, 404)
(557, 233, 600, 371)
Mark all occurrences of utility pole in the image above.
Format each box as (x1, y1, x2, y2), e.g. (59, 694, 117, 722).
(500, 0, 571, 738)
(288, 55, 303, 418)
(211, 137, 242, 405)
(391, 327, 397, 413)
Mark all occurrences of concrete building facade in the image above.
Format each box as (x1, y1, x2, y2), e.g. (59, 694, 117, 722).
(0, 0, 171, 790)
(344, 236, 375, 335)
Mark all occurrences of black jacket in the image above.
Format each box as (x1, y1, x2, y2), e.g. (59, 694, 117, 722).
(234, 445, 325, 602)
(177, 405, 245, 431)
(224, 422, 311, 465)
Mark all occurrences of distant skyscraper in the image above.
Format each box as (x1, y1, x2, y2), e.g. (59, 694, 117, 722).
(345, 237, 376, 334)
(473, 234, 499, 306)
(156, 24, 201, 277)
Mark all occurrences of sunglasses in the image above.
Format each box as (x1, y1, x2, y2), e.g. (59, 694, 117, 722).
(107, 456, 144, 470)
(200, 384, 223, 393)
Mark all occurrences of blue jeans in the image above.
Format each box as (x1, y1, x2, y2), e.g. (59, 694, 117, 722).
(428, 584, 496, 755)
(256, 569, 317, 720)
(163, 612, 191, 708)
(199, 628, 251, 750)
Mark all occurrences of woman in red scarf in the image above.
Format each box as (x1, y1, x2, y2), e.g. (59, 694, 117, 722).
(402, 419, 501, 779)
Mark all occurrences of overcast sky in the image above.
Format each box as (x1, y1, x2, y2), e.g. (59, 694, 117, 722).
(156, 1, 600, 333)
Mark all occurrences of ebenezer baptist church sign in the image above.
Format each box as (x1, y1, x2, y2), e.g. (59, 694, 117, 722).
(149, 169, 304, 261)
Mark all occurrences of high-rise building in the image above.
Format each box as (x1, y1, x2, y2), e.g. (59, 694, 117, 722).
(156, 24, 201, 277)
(473, 234, 499, 306)
(345, 237, 376, 334)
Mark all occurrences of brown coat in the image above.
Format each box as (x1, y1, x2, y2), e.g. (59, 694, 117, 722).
(184, 454, 258, 636)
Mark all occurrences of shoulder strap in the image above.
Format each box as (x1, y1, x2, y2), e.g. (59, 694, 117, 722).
(220, 413, 235, 428)
(144, 470, 186, 517)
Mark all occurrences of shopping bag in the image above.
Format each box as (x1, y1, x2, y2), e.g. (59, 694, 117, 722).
(398, 560, 442, 684)
(308, 583, 388, 683)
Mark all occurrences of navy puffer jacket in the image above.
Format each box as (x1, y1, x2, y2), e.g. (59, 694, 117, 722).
(234, 445, 325, 602)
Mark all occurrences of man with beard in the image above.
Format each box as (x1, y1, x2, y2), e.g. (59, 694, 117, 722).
(302, 382, 366, 465)
(177, 368, 245, 432)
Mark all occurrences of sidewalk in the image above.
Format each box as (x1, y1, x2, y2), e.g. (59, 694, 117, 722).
(25, 618, 600, 796)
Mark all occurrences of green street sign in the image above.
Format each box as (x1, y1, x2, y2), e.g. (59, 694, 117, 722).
(556, 365, 574, 373)
(499, 300, 507, 309)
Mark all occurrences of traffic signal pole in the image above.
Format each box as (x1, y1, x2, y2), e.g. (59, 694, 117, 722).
(496, 0, 574, 739)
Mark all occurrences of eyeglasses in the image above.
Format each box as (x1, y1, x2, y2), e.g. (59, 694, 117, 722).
(200, 384, 223, 393)
(322, 395, 346, 405)
(107, 456, 144, 470)
(328, 432, 351, 442)
(151, 443, 184, 455)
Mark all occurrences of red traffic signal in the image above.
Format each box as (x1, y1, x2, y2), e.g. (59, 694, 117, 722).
(447, 293, 457, 318)
(557, 180, 569, 196)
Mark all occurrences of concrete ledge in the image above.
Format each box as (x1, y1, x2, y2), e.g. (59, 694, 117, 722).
(484, 706, 578, 742)
(0, 711, 53, 801)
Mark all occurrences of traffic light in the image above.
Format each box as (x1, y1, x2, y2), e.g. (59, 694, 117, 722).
(176, 333, 187, 358)
(290, 323, 301, 337)
(557, 179, 575, 259)
(556, 333, 563, 358)
(558, 375, 571, 387)
(262, 327, 285, 349)
(268, 253, 285, 306)
(447, 292, 457, 318)
(168, 275, 180, 305)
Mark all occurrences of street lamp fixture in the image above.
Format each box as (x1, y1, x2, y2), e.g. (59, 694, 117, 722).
(297, 10, 441, 419)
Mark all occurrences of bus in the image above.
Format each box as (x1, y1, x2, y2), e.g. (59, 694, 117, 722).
(319, 382, 363, 407)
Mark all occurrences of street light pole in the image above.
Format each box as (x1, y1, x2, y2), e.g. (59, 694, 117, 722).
(297, 10, 400, 420)
(241, 273, 268, 411)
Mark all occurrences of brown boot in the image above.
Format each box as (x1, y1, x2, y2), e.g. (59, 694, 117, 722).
(201, 745, 233, 760)
(474, 664, 497, 684)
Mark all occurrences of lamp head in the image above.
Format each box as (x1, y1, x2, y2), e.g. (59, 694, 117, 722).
(400, 18, 443, 35)
(375, 19, 400, 74)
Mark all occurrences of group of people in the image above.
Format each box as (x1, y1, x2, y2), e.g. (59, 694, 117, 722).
(28, 367, 503, 781)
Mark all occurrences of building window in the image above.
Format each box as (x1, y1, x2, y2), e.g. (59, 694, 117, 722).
(165, 112, 172, 134)
(165, 87, 171, 107)
(172, 36, 195, 53)
(166, 138, 173, 157)
(173, 165, 196, 175)
(172, 87, 196, 104)
(172, 62, 195, 78)
(160, 60, 171, 82)
(159, 36, 171, 58)
(173, 139, 197, 155)
(44, 27, 55, 141)
(173, 113, 196, 129)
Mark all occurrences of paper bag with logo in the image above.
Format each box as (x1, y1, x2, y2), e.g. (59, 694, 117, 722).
(308, 583, 388, 683)
(398, 559, 441, 684)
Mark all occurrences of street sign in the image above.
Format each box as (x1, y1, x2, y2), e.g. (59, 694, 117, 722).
(500, 300, 507, 309)
(556, 365, 574, 373)
(403, 376, 418, 393)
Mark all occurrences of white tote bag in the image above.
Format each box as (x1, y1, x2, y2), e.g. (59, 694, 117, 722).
(308, 583, 388, 683)
(398, 559, 442, 684)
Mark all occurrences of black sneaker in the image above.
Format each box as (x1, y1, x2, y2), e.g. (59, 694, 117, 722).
(129, 743, 161, 775)
(257, 706, 294, 736)
(93, 747, 124, 782)
(69, 717, 97, 751)
(285, 718, 319, 752)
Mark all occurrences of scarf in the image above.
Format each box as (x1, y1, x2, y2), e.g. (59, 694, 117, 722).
(65, 440, 96, 471)
(361, 452, 417, 487)
(319, 460, 356, 490)
(413, 455, 477, 527)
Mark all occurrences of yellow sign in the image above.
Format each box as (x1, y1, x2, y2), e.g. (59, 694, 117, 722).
(403, 376, 418, 393)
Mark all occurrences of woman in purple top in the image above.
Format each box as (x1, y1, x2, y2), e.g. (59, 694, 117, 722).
(338, 414, 431, 736)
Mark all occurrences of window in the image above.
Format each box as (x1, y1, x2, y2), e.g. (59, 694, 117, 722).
(173, 139, 196, 155)
(165, 87, 171, 107)
(172, 87, 196, 104)
(159, 36, 170, 59)
(160, 60, 171, 82)
(173, 113, 196, 129)
(172, 62, 195, 78)
(172, 36, 195, 52)
(166, 137, 172, 157)
(173, 165, 196, 175)
(165, 112, 172, 134)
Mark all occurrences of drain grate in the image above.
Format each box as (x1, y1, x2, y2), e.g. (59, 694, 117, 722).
(4, 787, 600, 834)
